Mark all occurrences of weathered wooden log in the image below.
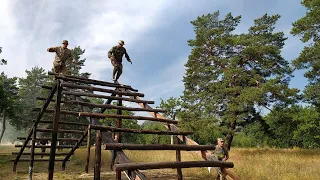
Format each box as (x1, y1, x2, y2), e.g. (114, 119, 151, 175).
(41, 85, 53, 90)
(36, 120, 89, 127)
(48, 71, 137, 91)
(79, 112, 178, 124)
(17, 137, 79, 142)
(37, 128, 85, 134)
(33, 108, 79, 116)
(104, 143, 216, 151)
(37, 97, 55, 102)
(54, 75, 138, 92)
(62, 91, 154, 104)
(61, 82, 144, 97)
(12, 152, 71, 156)
(89, 125, 193, 136)
(65, 100, 166, 113)
(15, 145, 73, 148)
(85, 128, 91, 173)
(11, 158, 68, 162)
(94, 130, 102, 180)
(115, 161, 234, 171)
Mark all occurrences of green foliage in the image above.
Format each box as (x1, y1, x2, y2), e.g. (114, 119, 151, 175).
(158, 97, 183, 120)
(181, 11, 299, 148)
(291, 0, 320, 109)
(0, 47, 7, 65)
(67, 46, 91, 78)
(138, 121, 170, 144)
(0, 72, 19, 118)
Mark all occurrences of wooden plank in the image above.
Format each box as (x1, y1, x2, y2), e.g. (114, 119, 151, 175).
(94, 130, 102, 180)
(104, 143, 216, 151)
(115, 161, 234, 171)
(64, 100, 164, 112)
(85, 128, 91, 173)
(13, 83, 57, 172)
(29, 128, 37, 179)
(41, 85, 53, 90)
(48, 71, 137, 91)
(33, 108, 79, 116)
(175, 137, 183, 180)
(61, 82, 144, 97)
(17, 137, 79, 142)
(37, 97, 55, 102)
(62, 91, 154, 104)
(79, 112, 178, 124)
(89, 125, 193, 135)
(11, 159, 68, 162)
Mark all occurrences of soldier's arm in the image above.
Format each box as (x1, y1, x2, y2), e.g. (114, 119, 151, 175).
(124, 48, 131, 62)
(201, 151, 208, 160)
(224, 147, 229, 161)
(47, 46, 58, 52)
(108, 46, 115, 58)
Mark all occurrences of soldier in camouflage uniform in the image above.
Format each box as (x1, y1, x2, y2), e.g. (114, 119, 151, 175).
(203, 138, 229, 180)
(47, 40, 75, 74)
(108, 40, 132, 81)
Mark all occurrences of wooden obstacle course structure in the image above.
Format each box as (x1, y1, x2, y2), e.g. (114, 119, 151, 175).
(12, 72, 238, 180)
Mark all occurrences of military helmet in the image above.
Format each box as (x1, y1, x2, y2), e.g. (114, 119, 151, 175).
(62, 40, 69, 44)
(118, 40, 125, 45)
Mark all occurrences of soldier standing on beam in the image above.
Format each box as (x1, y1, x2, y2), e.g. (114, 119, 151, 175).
(47, 40, 76, 75)
(108, 40, 132, 82)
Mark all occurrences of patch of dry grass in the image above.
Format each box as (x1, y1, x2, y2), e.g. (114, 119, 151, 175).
(1, 144, 319, 180)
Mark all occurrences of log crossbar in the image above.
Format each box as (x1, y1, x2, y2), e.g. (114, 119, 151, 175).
(64, 100, 165, 112)
(62, 91, 154, 104)
(37, 128, 85, 134)
(12, 152, 71, 156)
(61, 82, 144, 97)
(104, 143, 216, 151)
(15, 145, 73, 148)
(79, 112, 177, 124)
(17, 137, 79, 142)
(36, 120, 89, 127)
(48, 71, 137, 91)
(89, 125, 192, 135)
(115, 161, 234, 171)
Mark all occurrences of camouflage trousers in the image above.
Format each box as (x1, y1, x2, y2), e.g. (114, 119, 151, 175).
(208, 156, 225, 180)
(111, 60, 123, 80)
(53, 61, 67, 74)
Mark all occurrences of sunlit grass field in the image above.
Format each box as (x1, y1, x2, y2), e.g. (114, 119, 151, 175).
(0, 145, 319, 179)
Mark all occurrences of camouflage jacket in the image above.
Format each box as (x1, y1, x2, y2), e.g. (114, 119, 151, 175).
(47, 46, 73, 64)
(212, 145, 228, 160)
(108, 46, 131, 64)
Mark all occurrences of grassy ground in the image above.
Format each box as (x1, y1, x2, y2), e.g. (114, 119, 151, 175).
(1, 145, 319, 180)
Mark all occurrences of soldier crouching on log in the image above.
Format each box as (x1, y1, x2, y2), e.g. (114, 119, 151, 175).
(202, 138, 229, 180)
(107, 40, 132, 82)
(47, 40, 76, 74)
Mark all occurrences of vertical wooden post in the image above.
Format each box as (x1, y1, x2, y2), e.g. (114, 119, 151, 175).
(85, 126, 91, 173)
(94, 130, 101, 180)
(48, 79, 62, 180)
(175, 137, 183, 180)
(28, 127, 36, 180)
(115, 95, 122, 179)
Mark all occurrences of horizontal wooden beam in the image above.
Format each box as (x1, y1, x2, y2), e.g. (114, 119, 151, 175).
(12, 152, 71, 156)
(37, 97, 55, 102)
(79, 112, 178, 124)
(104, 144, 216, 151)
(62, 91, 154, 104)
(17, 137, 79, 142)
(65, 100, 165, 113)
(61, 83, 144, 97)
(15, 145, 74, 148)
(35, 120, 89, 127)
(90, 125, 192, 135)
(37, 128, 85, 134)
(115, 161, 234, 171)
(41, 85, 53, 90)
(54, 75, 138, 92)
(33, 108, 79, 116)
(11, 158, 69, 162)
(48, 71, 137, 91)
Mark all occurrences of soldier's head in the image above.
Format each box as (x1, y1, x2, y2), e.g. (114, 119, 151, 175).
(217, 138, 224, 147)
(62, 40, 69, 48)
(118, 40, 125, 47)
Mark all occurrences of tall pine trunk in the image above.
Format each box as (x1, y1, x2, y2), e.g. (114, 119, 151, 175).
(226, 120, 237, 150)
(0, 110, 6, 143)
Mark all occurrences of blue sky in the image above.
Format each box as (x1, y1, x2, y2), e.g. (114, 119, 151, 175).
(0, 0, 308, 108)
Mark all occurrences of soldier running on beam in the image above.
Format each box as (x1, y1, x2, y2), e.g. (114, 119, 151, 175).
(108, 40, 132, 83)
(47, 40, 76, 75)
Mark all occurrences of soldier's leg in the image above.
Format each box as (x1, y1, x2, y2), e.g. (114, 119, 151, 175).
(112, 66, 118, 80)
(53, 62, 61, 73)
(115, 64, 123, 81)
(60, 64, 67, 75)
(209, 156, 223, 178)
